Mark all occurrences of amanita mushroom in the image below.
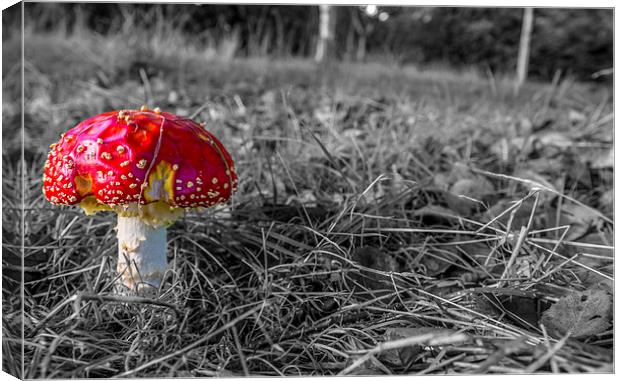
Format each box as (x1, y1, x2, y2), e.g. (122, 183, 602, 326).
(42, 107, 237, 291)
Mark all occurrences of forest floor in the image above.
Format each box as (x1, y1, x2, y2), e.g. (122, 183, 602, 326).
(1, 27, 614, 377)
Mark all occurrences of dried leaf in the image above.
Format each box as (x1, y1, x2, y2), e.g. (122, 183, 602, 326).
(417, 249, 455, 277)
(486, 197, 541, 230)
(568, 110, 587, 124)
(382, 327, 467, 367)
(599, 189, 613, 212)
(432, 172, 451, 190)
(536, 131, 574, 150)
(513, 169, 557, 203)
(450, 177, 495, 199)
(540, 289, 612, 339)
(590, 148, 613, 169)
(443, 177, 493, 216)
(350, 246, 400, 292)
(560, 203, 605, 241)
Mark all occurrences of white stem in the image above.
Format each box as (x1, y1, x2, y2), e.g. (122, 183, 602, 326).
(117, 215, 167, 291)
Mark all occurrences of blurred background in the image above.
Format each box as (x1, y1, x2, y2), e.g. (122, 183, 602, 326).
(4, 3, 613, 81)
(2, 3, 613, 159)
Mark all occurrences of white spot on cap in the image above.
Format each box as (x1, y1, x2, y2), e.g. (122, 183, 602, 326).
(101, 152, 112, 160)
(136, 159, 147, 169)
(116, 145, 125, 153)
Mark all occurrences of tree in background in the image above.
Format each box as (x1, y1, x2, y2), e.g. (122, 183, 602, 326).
(515, 7, 534, 93)
(315, 5, 337, 63)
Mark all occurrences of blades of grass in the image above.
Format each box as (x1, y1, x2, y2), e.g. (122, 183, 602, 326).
(230, 323, 250, 376)
(114, 302, 265, 378)
(524, 332, 570, 373)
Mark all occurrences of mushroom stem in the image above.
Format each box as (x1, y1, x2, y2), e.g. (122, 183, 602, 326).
(116, 215, 167, 291)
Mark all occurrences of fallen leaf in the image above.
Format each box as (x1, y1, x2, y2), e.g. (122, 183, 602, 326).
(412, 204, 458, 226)
(416, 248, 455, 277)
(444, 176, 494, 216)
(589, 148, 613, 169)
(513, 169, 557, 203)
(382, 327, 468, 367)
(486, 197, 542, 230)
(432, 172, 451, 190)
(540, 288, 612, 339)
(450, 177, 495, 199)
(559, 203, 605, 241)
(599, 189, 613, 213)
(562, 231, 614, 288)
(350, 246, 400, 291)
(536, 131, 574, 150)
(568, 110, 587, 124)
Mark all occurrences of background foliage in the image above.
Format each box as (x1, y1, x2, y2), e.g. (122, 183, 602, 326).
(4, 3, 613, 82)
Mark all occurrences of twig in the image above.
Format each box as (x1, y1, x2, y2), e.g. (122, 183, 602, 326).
(338, 331, 469, 375)
(498, 225, 528, 287)
(524, 332, 570, 373)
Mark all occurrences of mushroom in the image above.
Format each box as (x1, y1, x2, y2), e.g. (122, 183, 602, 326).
(42, 107, 238, 292)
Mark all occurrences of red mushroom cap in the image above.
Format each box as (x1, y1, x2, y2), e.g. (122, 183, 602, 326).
(43, 108, 237, 225)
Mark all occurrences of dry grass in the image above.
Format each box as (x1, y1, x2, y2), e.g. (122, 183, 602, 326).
(1, 14, 614, 377)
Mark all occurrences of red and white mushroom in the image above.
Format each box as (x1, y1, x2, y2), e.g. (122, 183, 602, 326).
(43, 106, 237, 292)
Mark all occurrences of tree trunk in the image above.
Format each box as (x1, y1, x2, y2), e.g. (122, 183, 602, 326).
(315, 5, 337, 63)
(356, 33, 367, 62)
(515, 7, 534, 93)
(345, 17, 355, 61)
